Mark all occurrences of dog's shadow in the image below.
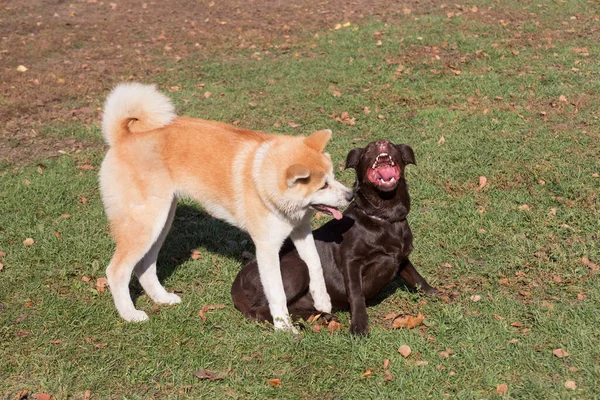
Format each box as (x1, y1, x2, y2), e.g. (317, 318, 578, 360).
(130, 204, 252, 299)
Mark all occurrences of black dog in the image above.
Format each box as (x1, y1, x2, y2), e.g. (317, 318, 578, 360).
(231, 140, 439, 335)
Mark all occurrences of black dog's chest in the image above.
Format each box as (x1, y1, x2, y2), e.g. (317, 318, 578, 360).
(353, 219, 412, 259)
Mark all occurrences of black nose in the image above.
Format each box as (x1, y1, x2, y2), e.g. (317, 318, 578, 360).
(376, 140, 390, 150)
(345, 191, 354, 202)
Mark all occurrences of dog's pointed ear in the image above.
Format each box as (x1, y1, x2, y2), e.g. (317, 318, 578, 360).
(396, 144, 416, 165)
(304, 129, 332, 152)
(345, 148, 364, 170)
(285, 164, 311, 187)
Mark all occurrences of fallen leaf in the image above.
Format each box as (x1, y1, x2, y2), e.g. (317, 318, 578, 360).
(79, 164, 94, 170)
(287, 121, 302, 128)
(383, 359, 393, 381)
(60, 214, 71, 219)
(37, 394, 52, 400)
(361, 369, 372, 377)
(203, 91, 212, 99)
(439, 349, 453, 358)
(383, 359, 390, 369)
(553, 348, 569, 358)
(199, 304, 225, 321)
(332, 90, 341, 97)
(478, 176, 487, 190)
(0, 262, 3, 271)
(496, 383, 508, 396)
(190, 249, 201, 260)
(193, 369, 224, 381)
(17, 65, 28, 72)
(16, 390, 29, 400)
(511, 50, 520, 55)
(268, 378, 282, 387)
(311, 324, 321, 332)
(470, 295, 482, 302)
(23, 238, 35, 246)
(81, 276, 91, 282)
(79, 196, 88, 204)
(559, 95, 567, 103)
(327, 319, 343, 333)
(392, 313, 425, 329)
(564, 380, 576, 390)
(437, 135, 446, 145)
(95, 277, 108, 293)
(414, 360, 429, 366)
(84, 390, 91, 400)
(376, 40, 383, 47)
(49, 339, 62, 345)
(580, 257, 600, 271)
(403, 8, 412, 14)
(510, 321, 523, 327)
(398, 344, 412, 358)
(518, 204, 531, 211)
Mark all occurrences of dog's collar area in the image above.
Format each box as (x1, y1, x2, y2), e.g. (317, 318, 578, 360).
(353, 202, 406, 224)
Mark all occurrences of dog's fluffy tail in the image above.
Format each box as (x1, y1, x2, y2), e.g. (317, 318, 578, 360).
(101, 82, 176, 146)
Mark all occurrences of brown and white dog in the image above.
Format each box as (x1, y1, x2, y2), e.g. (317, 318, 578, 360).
(99, 83, 353, 331)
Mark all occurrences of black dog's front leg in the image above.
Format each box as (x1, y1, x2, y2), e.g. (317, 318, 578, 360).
(399, 258, 440, 295)
(342, 257, 369, 336)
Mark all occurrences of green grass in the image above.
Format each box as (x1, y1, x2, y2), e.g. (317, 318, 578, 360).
(2, 1, 600, 398)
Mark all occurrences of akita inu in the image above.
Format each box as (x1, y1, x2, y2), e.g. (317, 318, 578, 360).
(99, 83, 353, 331)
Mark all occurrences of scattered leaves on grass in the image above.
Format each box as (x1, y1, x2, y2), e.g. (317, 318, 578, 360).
(580, 257, 599, 271)
(398, 345, 411, 358)
(333, 112, 356, 126)
(361, 369, 372, 377)
(193, 369, 224, 381)
(553, 348, 569, 358)
(190, 249, 201, 260)
(95, 277, 108, 293)
(199, 304, 225, 321)
(564, 380, 577, 390)
(23, 238, 35, 246)
(392, 313, 425, 329)
(268, 378, 282, 387)
(496, 383, 508, 396)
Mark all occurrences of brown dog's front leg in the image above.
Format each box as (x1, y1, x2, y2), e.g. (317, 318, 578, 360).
(399, 259, 440, 295)
(342, 258, 369, 336)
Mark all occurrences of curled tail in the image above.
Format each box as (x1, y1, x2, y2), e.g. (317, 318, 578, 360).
(101, 82, 176, 146)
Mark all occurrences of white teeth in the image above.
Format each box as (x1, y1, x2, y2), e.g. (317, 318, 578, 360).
(372, 163, 377, 169)
(391, 161, 395, 166)
(390, 177, 396, 182)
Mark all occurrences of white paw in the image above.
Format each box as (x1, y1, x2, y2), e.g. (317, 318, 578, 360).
(311, 289, 332, 313)
(155, 292, 181, 305)
(273, 316, 299, 334)
(121, 309, 149, 322)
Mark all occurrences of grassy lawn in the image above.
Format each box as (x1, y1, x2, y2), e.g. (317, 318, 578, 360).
(1, 0, 599, 398)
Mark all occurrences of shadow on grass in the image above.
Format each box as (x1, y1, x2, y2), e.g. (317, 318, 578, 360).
(129, 204, 253, 300)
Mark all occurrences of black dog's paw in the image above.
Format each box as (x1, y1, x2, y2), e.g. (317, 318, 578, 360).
(350, 320, 369, 336)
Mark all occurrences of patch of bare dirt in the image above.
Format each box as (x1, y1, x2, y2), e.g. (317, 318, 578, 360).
(1, 0, 441, 166)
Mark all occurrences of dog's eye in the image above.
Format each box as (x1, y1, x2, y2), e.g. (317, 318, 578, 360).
(320, 182, 329, 190)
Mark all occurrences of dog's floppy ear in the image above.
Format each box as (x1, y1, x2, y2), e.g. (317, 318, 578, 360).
(345, 148, 364, 170)
(304, 129, 332, 152)
(396, 144, 416, 165)
(285, 164, 311, 187)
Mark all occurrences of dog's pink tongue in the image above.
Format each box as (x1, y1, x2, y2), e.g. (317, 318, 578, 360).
(378, 165, 398, 181)
(324, 206, 343, 220)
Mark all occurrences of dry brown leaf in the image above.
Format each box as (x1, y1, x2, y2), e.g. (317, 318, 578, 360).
(84, 390, 91, 400)
(0, 262, 3, 271)
(193, 369, 224, 381)
(332, 90, 341, 97)
(559, 95, 567, 103)
(203, 91, 212, 99)
(199, 304, 225, 321)
(437, 135, 446, 145)
(470, 294, 482, 302)
(16, 390, 29, 400)
(23, 238, 35, 246)
(268, 378, 282, 387)
(392, 313, 425, 329)
(96, 277, 108, 293)
(361, 369, 372, 377)
(518, 204, 531, 211)
(190, 249, 201, 260)
(510, 321, 523, 327)
(398, 345, 412, 358)
(553, 348, 569, 358)
(311, 324, 321, 332)
(49, 339, 62, 345)
(478, 176, 487, 190)
(580, 257, 599, 271)
(439, 349, 453, 358)
(564, 380, 576, 390)
(327, 319, 343, 333)
(496, 383, 508, 396)
(287, 121, 302, 128)
(37, 394, 52, 400)
(414, 360, 429, 366)
(81, 276, 91, 282)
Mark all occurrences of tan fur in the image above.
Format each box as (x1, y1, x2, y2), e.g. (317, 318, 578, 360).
(99, 83, 352, 328)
